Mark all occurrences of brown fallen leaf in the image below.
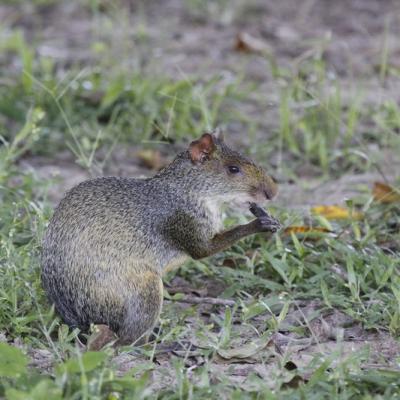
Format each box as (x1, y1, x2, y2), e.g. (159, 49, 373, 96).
(284, 226, 331, 235)
(222, 258, 237, 268)
(136, 149, 168, 170)
(235, 32, 271, 54)
(311, 205, 363, 220)
(373, 181, 400, 203)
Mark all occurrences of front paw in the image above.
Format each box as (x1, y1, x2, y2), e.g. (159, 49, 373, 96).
(249, 203, 281, 233)
(256, 215, 281, 233)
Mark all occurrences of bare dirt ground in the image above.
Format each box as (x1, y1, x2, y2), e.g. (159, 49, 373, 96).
(3, 0, 400, 207)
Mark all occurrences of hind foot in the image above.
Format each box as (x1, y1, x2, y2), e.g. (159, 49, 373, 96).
(87, 324, 118, 351)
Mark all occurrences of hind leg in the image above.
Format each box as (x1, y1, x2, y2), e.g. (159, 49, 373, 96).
(117, 271, 163, 345)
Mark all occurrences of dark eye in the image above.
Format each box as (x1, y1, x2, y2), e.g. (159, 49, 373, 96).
(227, 165, 240, 174)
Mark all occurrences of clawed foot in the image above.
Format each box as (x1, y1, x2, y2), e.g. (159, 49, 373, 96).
(257, 214, 281, 233)
(87, 324, 118, 351)
(249, 203, 281, 233)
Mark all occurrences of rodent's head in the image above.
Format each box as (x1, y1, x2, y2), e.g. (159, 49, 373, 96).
(187, 132, 278, 206)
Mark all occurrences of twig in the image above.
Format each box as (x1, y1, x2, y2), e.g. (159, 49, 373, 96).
(168, 295, 235, 307)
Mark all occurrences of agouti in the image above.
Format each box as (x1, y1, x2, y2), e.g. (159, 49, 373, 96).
(41, 132, 280, 345)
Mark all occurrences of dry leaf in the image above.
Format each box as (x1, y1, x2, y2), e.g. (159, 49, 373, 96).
(222, 258, 237, 268)
(284, 226, 331, 235)
(217, 335, 272, 362)
(235, 32, 270, 54)
(136, 149, 168, 170)
(281, 374, 307, 388)
(311, 205, 363, 220)
(373, 182, 400, 203)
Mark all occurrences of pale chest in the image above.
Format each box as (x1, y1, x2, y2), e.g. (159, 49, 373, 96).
(202, 198, 224, 233)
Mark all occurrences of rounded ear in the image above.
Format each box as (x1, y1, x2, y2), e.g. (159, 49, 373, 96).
(189, 133, 216, 163)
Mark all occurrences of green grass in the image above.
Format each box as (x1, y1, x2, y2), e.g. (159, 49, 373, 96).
(1, 1, 400, 399)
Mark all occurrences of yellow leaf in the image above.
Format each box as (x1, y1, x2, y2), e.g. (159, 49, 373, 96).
(284, 226, 331, 235)
(311, 205, 363, 220)
(373, 182, 400, 203)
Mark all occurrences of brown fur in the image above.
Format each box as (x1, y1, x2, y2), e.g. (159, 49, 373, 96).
(41, 132, 279, 344)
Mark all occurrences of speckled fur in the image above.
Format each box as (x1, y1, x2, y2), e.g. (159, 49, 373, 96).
(41, 134, 277, 344)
